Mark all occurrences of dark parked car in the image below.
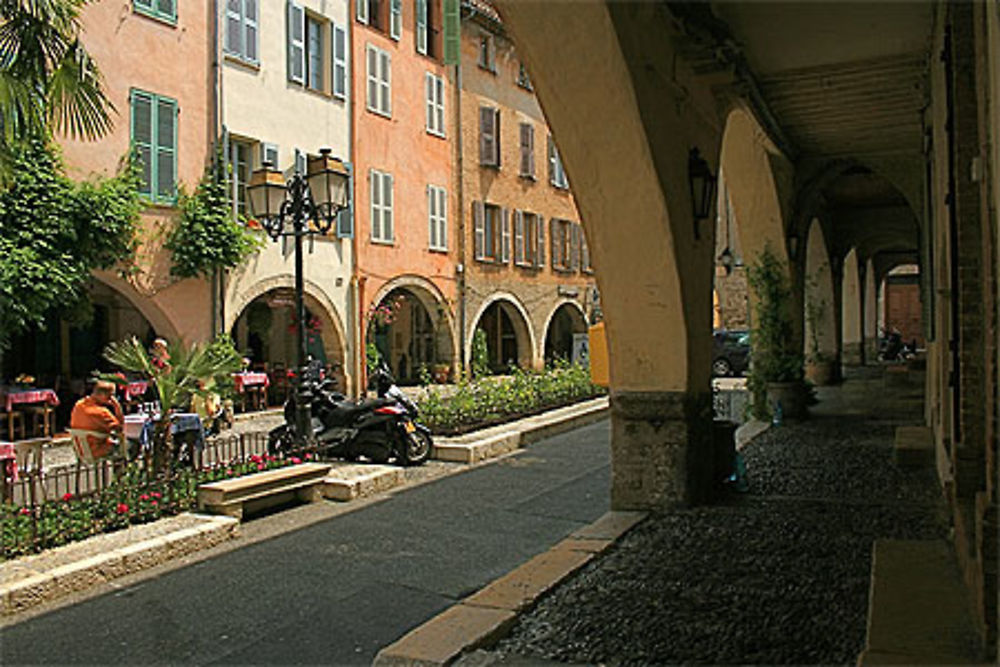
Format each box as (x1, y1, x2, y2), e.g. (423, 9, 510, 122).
(712, 330, 750, 377)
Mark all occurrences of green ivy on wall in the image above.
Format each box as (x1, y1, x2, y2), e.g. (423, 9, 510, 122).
(165, 148, 262, 279)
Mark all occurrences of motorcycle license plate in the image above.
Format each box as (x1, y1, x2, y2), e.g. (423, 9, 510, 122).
(404, 421, 416, 434)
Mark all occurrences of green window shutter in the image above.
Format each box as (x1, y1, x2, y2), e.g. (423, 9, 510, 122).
(155, 97, 177, 202)
(156, 0, 175, 20)
(134, 0, 154, 12)
(130, 90, 154, 198)
(443, 0, 459, 65)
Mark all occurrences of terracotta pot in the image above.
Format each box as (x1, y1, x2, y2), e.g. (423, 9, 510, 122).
(804, 359, 835, 386)
(765, 381, 808, 420)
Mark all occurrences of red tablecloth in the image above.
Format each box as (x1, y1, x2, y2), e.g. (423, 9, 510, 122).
(124, 381, 149, 399)
(2, 388, 60, 413)
(232, 372, 270, 393)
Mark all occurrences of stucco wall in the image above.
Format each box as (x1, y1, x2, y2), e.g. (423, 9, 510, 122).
(58, 0, 214, 343)
(460, 19, 596, 368)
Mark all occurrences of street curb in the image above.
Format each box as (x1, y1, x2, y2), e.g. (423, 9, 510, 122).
(372, 510, 646, 667)
(431, 397, 609, 464)
(0, 514, 239, 616)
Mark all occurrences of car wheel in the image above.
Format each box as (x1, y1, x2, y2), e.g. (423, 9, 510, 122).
(712, 358, 732, 377)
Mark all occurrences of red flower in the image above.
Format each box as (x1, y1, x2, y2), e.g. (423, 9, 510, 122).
(139, 494, 149, 502)
(116, 503, 129, 514)
(151, 500, 158, 506)
(256, 463, 265, 471)
(151, 492, 162, 499)
(19, 507, 31, 516)
(225, 468, 234, 476)
(290, 456, 302, 465)
(250, 455, 262, 464)
(265, 454, 275, 462)
(305, 452, 314, 460)
(62, 492, 73, 502)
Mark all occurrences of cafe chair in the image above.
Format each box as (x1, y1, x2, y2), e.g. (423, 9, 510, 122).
(1, 410, 26, 442)
(24, 405, 55, 438)
(69, 429, 126, 465)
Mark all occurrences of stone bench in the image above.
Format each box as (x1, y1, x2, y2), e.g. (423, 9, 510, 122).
(893, 426, 934, 468)
(197, 462, 331, 520)
(322, 464, 405, 501)
(858, 540, 981, 665)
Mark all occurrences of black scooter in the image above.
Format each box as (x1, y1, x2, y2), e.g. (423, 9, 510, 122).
(267, 362, 431, 466)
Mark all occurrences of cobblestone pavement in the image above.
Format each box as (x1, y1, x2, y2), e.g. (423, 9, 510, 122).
(475, 366, 944, 665)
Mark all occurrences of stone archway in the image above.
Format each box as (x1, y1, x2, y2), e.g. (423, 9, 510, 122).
(469, 293, 536, 372)
(803, 219, 838, 382)
(542, 300, 588, 365)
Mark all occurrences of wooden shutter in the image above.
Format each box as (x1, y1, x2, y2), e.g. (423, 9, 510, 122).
(155, 96, 177, 201)
(548, 136, 556, 185)
(514, 211, 524, 265)
(473, 201, 485, 260)
(437, 186, 447, 249)
(550, 218, 559, 267)
(288, 1, 305, 84)
(570, 223, 581, 271)
(501, 208, 510, 263)
(581, 230, 590, 270)
(427, 185, 436, 248)
(519, 124, 530, 176)
(527, 125, 534, 176)
(225, 0, 242, 55)
(336, 161, 354, 238)
(536, 215, 545, 267)
(244, 0, 258, 61)
(130, 90, 154, 198)
(493, 109, 501, 166)
(435, 76, 444, 136)
(370, 168, 381, 240)
(332, 23, 347, 98)
(390, 0, 402, 39)
(479, 107, 494, 165)
(383, 172, 394, 240)
(379, 49, 391, 114)
(416, 0, 428, 54)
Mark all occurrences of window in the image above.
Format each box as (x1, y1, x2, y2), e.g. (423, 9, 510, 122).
(517, 63, 532, 90)
(550, 219, 580, 271)
(478, 33, 495, 72)
(390, 0, 402, 40)
(514, 211, 543, 267)
(229, 140, 252, 218)
(260, 142, 279, 167)
(415, 0, 428, 54)
(366, 44, 391, 116)
(428, 185, 447, 251)
(130, 89, 177, 203)
(225, 0, 258, 63)
(356, 0, 368, 24)
(363, 0, 386, 32)
(370, 168, 394, 242)
(306, 16, 324, 90)
(134, 0, 176, 23)
(581, 229, 593, 272)
(479, 106, 500, 167)
(332, 23, 348, 99)
(426, 73, 445, 137)
(287, 2, 305, 84)
(519, 122, 534, 178)
(548, 136, 568, 189)
(473, 202, 509, 263)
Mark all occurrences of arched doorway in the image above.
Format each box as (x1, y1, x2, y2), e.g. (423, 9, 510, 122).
(543, 302, 588, 365)
(230, 288, 347, 395)
(471, 297, 534, 374)
(367, 287, 455, 385)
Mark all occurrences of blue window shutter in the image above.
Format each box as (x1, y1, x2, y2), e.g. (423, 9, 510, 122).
(332, 23, 347, 99)
(337, 162, 354, 238)
(225, 0, 243, 55)
(155, 97, 177, 202)
(287, 1, 305, 84)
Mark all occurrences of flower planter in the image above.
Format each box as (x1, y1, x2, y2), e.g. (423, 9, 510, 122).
(765, 381, 808, 420)
(804, 359, 835, 386)
(432, 364, 451, 384)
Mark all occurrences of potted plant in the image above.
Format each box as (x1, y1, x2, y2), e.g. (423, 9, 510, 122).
(747, 245, 807, 420)
(804, 274, 835, 386)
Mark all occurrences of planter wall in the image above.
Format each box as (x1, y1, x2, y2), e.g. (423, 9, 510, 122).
(766, 381, 808, 420)
(804, 360, 835, 386)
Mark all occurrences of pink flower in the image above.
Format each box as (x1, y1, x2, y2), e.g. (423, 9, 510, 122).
(19, 507, 31, 516)
(290, 456, 302, 465)
(151, 500, 158, 506)
(226, 468, 234, 476)
(305, 452, 314, 460)
(250, 455, 262, 464)
(151, 492, 162, 499)
(139, 494, 149, 502)
(62, 492, 73, 502)
(256, 463, 265, 471)
(116, 503, 129, 514)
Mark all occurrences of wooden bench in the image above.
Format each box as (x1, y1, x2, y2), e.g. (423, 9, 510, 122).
(197, 462, 331, 520)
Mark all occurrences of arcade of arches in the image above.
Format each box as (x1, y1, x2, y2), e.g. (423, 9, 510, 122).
(366, 286, 457, 385)
(494, 0, 998, 653)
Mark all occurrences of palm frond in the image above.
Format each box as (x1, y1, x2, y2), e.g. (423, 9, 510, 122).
(46, 40, 114, 141)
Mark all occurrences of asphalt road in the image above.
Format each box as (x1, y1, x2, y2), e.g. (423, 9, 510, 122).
(2, 420, 611, 666)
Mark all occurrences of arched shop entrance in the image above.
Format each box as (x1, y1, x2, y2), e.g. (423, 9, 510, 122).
(543, 302, 588, 365)
(471, 297, 534, 373)
(367, 287, 456, 385)
(1, 279, 162, 429)
(230, 288, 347, 396)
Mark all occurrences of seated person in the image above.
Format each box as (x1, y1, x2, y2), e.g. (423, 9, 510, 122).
(69, 381, 124, 460)
(190, 380, 226, 435)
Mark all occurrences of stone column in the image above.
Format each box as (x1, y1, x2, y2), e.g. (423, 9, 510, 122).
(841, 250, 863, 365)
(864, 258, 879, 362)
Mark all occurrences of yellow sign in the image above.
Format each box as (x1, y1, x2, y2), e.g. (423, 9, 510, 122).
(588, 322, 609, 388)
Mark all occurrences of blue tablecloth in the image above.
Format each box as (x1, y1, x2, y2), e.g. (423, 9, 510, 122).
(136, 413, 205, 453)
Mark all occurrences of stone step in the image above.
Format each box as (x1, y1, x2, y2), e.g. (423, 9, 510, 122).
(433, 432, 521, 464)
(321, 464, 405, 501)
(858, 539, 981, 665)
(893, 426, 934, 468)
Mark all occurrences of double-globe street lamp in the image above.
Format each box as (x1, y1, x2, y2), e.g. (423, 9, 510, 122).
(247, 149, 350, 446)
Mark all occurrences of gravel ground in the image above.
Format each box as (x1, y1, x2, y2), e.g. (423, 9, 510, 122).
(485, 375, 946, 665)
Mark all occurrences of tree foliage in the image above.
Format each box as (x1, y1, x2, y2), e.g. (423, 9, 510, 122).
(165, 149, 263, 279)
(0, 138, 139, 344)
(0, 0, 115, 182)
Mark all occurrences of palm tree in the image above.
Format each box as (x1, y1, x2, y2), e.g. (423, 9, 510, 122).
(102, 336, 244, 474)
(0, 0, 115, 181)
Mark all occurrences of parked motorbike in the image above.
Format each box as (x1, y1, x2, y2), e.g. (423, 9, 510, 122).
(267, 360, 431, 466)
(878, 328, 917, 362)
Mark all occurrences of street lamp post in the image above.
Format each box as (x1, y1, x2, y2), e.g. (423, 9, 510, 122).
(247, 149, 350, 446)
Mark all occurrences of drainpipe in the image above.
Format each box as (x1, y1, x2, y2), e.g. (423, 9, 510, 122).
(455, 56, 466, 377)
(350, 26, 362, 398)
(209, 0, 221, 338)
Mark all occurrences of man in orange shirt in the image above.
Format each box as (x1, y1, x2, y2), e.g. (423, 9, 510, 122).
(69, 381, 124, 460)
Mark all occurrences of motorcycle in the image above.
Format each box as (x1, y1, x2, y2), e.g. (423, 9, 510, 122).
(267, 361, 432, 466)
(878, 328, 917, 362)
